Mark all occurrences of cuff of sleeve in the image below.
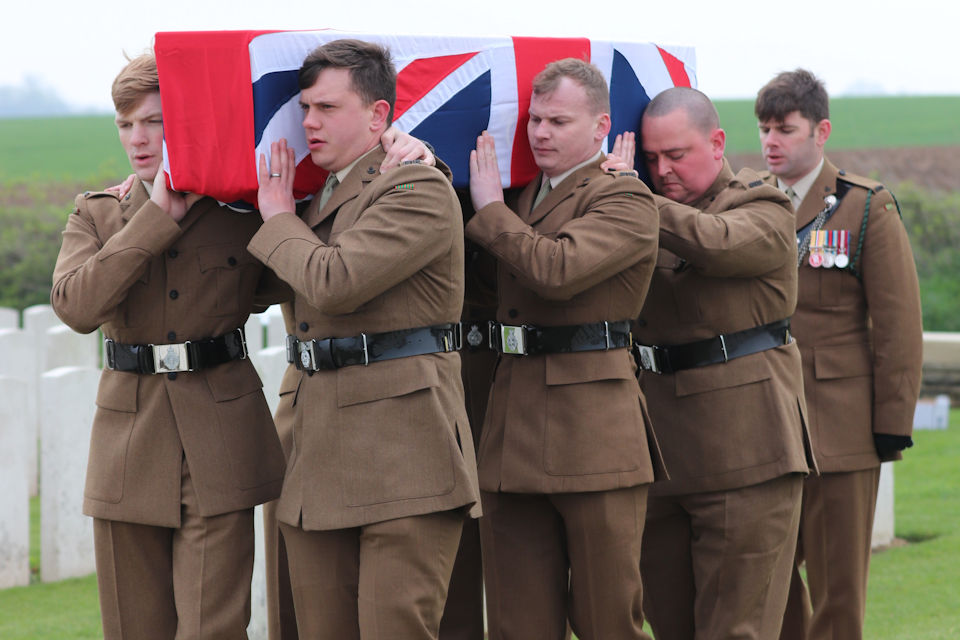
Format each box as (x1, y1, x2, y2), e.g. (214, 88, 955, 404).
(248, 211, 314, 264)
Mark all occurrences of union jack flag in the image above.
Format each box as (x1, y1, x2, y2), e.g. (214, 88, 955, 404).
(155, 30, 696, 209)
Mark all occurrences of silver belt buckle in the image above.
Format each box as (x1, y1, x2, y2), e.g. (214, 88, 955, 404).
(298, 340, 317, 370)
(151, 342, 192, 373)
(498, 324, 527, 355)
(635, 344, 660, 374)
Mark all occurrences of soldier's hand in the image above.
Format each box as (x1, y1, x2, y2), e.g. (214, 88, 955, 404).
(106, 174, 136, 200)
(601, 131, 636, 173)
(381, 127, 435, 172)
(257, 138, 297, 222)
(469, 131, 505, 212)
(150, 165, 199, 222)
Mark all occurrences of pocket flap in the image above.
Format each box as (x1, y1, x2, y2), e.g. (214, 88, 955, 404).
(95, 369, 139, 412)
(814, 343, 873, 380)
(205, 360, 264, 401)
(337, 356, 440, 407)
(198, 244, 256, 272)
(545, 350, 637, 386)
(674, 355, 771, 397)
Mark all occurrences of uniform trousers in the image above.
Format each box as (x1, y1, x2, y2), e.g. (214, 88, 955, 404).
(641, 473, 803, 640)
(278, 510, 463, 640)
(778, 466, 881, 640)
(479, 486, 652, 640)
(93, 459, 254, 640)
(263, 500, 298, 640)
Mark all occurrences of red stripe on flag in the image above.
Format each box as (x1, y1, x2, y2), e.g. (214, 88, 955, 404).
(510, 37, 591, 186)
(156, 30, 276, 204)
(656, 46, 691, 88)
(394, 52, 480, 121)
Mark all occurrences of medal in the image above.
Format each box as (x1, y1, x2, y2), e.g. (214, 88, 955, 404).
(823, 230, 837, 268)
(808, 230, 824, 268)
(835, 230, 850, 268)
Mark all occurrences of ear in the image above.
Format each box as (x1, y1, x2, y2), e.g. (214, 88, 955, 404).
(369, 99, 391, 131)
(710, 128, 726, 159)
(595, 112, 612, 142)
(814, 118, 832, 147)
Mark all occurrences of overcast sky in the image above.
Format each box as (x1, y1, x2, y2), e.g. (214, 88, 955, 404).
(3, 0, 958, 113)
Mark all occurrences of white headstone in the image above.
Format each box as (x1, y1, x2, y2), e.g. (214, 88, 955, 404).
(0, 329, 39, 496)
(23, 304, 62, 339)
(44, 325, 100, 372)
(245, 316, 266, 353)
(914, 395, 950, 430)
(0, 377, 30, 588)
(254, 346, 289, 416)
(0, 306, 18, 329)
(922, 331, 960, 368)
(264, 308, 287, 349)
(871, 462, 895, 549)
(40, 366, 98, 581)
(248, 503, 267, 640)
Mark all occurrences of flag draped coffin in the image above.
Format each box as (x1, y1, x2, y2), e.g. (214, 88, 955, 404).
(155, 30, 696, 209)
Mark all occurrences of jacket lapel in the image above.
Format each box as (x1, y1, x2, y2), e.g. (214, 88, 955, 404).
(795, 161, 838, 229)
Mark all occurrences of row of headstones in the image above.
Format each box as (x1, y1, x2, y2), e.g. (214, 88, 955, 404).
(0, 305, 941, 637)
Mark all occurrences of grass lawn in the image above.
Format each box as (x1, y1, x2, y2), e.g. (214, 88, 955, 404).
(2, 414, 958, 638)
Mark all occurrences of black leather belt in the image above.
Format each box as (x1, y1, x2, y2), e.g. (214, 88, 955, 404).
(286, 323, 462, 371)
(105, 328, 248, 374)
(634, 319, 791, 374)
(488, 320, 632, 356)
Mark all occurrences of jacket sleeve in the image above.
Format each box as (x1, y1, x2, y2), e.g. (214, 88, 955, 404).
(860, 191, 923, 436)
(50, 195, 181, 333)
(464, 178, 659, 301)
(247, 166, 459, 316)
(655, 184, 796, 278)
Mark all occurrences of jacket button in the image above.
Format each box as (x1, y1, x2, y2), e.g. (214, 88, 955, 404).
(508, 309, 518, 319)
(167, 331, 176, 341)
(227, 256, 238, 266)
(167, 372, 178, 381)
(168, 248, 178, 258)
(169, 290, 179, 300)
(299, 322, 309, 332)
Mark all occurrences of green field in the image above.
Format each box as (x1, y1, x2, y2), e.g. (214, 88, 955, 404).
(717, 95, 960, 154)
(1, 95, 959, 183)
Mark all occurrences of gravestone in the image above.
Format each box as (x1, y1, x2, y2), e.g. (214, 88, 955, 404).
(871, 463, 895, 548)
(0, 329, 39, 496)
(0, 377, 30, 588)
(0, 306, 18, 329)
(39, 366, 98, 581)
(45, 324, 100, 371)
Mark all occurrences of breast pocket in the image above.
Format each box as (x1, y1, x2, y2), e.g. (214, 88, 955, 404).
(336, 357, 456, 507)
(198, 244, 260, 317)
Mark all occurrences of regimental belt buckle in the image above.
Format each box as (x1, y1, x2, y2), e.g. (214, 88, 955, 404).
(499, 324, 527, 355)
(635, 344, 660, 374)
(151, 342, 192, 373)
(466, 323, 484, 348)
(298, 340, 316, 370)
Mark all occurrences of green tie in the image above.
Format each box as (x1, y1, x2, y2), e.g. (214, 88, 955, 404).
(533, 176, 552, 209)
(318, 173, 339, 210)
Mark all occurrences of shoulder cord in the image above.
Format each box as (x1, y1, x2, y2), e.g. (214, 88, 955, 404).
(844, 190, 871, 281)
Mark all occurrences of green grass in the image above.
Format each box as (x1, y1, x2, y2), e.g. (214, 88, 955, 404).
(3, 415, 958, 638)
(0, 115, 128, 183)
(717, 95, 960, 154)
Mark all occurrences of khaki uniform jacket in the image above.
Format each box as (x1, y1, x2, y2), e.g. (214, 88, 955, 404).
(465, 157, 665, 494)
(248, 147, 480, 531)
(764, 159, 922, 470)
(635, 160, 812, 496)
(51, 179, 286, 527)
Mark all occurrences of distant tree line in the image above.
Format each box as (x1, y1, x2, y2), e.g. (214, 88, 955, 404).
(1, 179, 958, 332)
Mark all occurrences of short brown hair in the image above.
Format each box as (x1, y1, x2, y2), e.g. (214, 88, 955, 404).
(755, 69, 829, 126)
(532, 58, 610, 115)
(298, 39, 397, 124)
(111, 53, 159, 115)
(644, 86, 719, 134)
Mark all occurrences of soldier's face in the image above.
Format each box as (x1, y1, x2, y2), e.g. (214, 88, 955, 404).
(300, 68, 388, 173)
(641, 108, 724, 205)
(527, 77, 610, 178)
(758, 111, 830, 185)
(115, 92, 164, 182)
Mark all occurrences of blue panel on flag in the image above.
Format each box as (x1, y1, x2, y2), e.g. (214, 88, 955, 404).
(410, 71, 492, 189)
(253, 69, 300, 146)
(609, 49, 652, 184)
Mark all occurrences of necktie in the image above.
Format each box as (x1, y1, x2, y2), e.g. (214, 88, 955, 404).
(318, 173, 339, 210)
(784, 186, 800, 210)
(533, 176, 552, 209)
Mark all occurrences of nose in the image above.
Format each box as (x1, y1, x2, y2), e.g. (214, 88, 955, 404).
(130, 122, 149, 146)
(655, 156, 672, 177)
(530, 119, 548, 140)
(302, 108, 320, 131)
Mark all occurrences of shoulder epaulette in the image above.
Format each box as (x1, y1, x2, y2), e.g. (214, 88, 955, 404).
(837, 170, 885, 194)
(748, 179, 764, 188)
(82, 190, 119, 200)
